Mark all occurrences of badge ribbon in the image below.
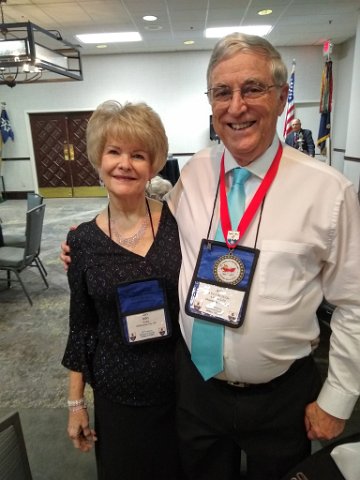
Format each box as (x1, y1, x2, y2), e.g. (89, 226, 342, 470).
(219, 141, 283, 248)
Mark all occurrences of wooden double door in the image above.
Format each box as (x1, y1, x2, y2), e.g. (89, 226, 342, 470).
(30, 111, 107, 198)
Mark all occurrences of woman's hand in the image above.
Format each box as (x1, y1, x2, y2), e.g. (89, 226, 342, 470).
(60, 241, 71, 271)
(67, 408, 97, 452)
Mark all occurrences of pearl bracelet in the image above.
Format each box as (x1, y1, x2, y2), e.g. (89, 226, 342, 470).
(67, 398, 85, 407)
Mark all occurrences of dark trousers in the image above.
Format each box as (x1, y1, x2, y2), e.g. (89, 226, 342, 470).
(94, 393, 183, 480)
(175, 341, 322, 480)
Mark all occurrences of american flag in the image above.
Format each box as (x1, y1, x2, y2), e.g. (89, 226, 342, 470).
(283, 61, 296, 138)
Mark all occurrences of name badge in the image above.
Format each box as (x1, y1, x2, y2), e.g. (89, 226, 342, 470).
(116, 278, 172, 345)
(185, 239, 259, 328)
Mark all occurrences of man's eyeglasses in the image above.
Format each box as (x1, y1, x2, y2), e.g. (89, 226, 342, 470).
(205, 83, 281, 104)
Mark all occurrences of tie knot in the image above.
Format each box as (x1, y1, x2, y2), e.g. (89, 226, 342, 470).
(233, 168, 250, 186)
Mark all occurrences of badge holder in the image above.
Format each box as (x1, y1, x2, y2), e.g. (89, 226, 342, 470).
(185, 239, 259, 328)
(116, 278, 172, 345)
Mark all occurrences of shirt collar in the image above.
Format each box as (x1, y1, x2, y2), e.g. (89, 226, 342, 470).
(223, 135, 280, 180)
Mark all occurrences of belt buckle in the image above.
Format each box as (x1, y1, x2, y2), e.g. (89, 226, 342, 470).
(227, 381, 249, 388)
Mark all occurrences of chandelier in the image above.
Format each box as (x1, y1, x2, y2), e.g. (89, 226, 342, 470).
(0, 0, 83, 87)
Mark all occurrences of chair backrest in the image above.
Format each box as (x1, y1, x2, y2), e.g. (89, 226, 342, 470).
(24, 204, 46, 259)
(27, 193, 43, 211)
(0, 412, 33, 480)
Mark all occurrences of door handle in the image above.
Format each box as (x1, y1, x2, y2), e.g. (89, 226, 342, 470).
(63, 142, 69, 161)
(69, 144, 75, 161)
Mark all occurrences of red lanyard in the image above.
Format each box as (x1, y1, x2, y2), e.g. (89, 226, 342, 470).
(219, 142, 283, 248)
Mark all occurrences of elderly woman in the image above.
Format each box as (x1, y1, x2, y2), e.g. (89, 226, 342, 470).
(62, 100, 182, 480)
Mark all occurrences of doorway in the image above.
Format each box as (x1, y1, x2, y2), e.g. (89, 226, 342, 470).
(29, 111, 107, 198)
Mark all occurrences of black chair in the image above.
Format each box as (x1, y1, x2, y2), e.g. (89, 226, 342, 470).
(3, 193, 47, 276)
(0, 412, 33, 480)
(281, 432, 360, 480)
(0, 204, 48, 305)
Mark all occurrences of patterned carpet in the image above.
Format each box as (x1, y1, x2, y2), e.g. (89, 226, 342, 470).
(0, 198, 107, 408)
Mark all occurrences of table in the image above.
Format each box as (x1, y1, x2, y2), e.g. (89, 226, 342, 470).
(159, 158, 180, 186)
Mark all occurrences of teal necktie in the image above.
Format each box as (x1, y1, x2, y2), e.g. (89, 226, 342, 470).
(191, 167, 250, 380)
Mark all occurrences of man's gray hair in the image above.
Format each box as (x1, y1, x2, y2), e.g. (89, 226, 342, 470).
(207, 33, 288, 88)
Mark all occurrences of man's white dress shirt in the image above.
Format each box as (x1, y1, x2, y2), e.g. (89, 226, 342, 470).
(167, 136, 360, 420)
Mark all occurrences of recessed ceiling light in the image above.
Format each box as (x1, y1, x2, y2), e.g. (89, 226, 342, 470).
(144, 25, 163, 31)
(184, 40, 195, 45)
(143, 15, 158, 22)
(76, 32, 142, 44)
(258, 9, 273, 16)
(205, 25, 272, 38)
(96, 44, 108, 49)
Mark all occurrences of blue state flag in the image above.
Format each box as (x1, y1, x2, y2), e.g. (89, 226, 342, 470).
(0, 106, 15, 143)
(317, 112, 331, 154)
(317, 61, 332, 155)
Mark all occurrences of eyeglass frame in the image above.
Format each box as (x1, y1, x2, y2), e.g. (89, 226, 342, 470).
(205, 82, 282, 104)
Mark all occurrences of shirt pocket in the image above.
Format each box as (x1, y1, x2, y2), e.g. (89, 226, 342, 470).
(258, 240, 313, 302)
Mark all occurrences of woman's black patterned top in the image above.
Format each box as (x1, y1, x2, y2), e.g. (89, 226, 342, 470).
(62, 202, 181, 406)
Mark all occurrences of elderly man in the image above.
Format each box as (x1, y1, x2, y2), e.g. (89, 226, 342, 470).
(285, 118, 316, 156)
(167, 33, 360, 480)
(60, 32, 360, 480)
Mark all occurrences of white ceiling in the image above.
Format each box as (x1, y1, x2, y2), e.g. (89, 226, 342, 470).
(1, 0, 360, 56)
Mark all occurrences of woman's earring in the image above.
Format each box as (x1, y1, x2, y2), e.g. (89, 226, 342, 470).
(146, 179, 152, 197)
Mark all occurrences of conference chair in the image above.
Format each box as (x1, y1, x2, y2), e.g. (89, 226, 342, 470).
(0, 412, 33, 480)
(281, 431, 360, 480)
(3, 193, 47, 276)
(0, 204, 48, 306)
(26, 192, 43, 210)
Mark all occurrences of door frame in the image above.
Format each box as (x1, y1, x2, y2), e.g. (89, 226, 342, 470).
(26, 108, 107, 198)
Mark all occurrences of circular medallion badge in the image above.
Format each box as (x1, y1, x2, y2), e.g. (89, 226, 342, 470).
(213, 254, 245, 285)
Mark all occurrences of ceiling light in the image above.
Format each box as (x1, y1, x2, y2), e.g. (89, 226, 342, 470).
(184, 40, 195, 45)
(0, 24, 82, 87)
(143, 15, 158, 22)
(96, 45, 108, 49)
(144, 25, 162, 31)
(76, 32, 142, 44)
(258, 9, 273, 16)
(0, 1, 82, 87)
(205, 25, 272, 38)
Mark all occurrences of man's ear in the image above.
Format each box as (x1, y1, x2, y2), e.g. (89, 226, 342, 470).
(278, 84, 289, 116)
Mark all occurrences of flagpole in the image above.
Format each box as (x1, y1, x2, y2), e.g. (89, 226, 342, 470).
(317, 43, 333, 164)
(328, 48, 332, 166)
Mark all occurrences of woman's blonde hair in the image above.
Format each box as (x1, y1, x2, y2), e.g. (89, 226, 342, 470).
(86, 100, 168, 175)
